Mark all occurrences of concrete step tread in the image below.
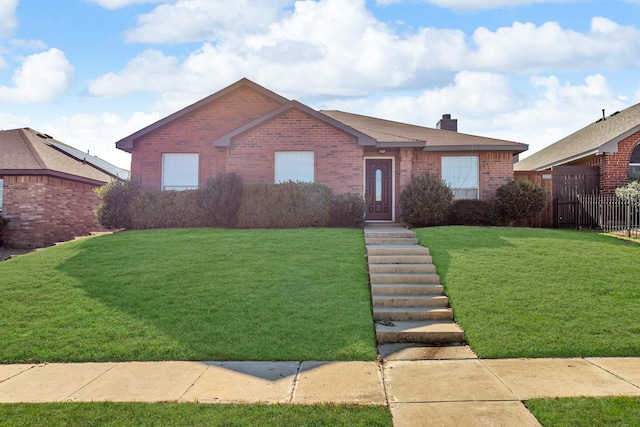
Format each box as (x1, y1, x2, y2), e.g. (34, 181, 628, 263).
(373, 306, 450, 313)
(367, 255, 433, 264)
(375, 320, 464, 333)
(373, 294, 447, 300)
(371, 284, 444, 295)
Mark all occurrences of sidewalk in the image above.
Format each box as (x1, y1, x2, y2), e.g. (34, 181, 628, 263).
(1, 357, 639, 426)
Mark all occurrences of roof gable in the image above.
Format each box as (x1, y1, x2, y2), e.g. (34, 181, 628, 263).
(515, 102, 640, 171)
(116, 78, 290, 151)
(0, 128, 124, 184)
(212, 101, 377, 148)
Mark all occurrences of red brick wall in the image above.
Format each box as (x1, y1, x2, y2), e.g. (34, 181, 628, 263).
(599, 132, 640, 194)
(227, 109, 364, 194)
(1, 175, 105, 248)
(131, 86, 284, 189)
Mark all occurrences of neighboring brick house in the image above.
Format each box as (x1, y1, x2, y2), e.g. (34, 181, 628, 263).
(116, 78, 527, 222)
(515, 103, 640, 194)
(0, 128, 128, 248)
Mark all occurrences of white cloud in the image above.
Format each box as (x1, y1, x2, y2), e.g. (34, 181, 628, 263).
(46, 111, 161, 169)
(470, 18, 640, 72)
(125, 0, 293, 44)
(0, 48, 75, 104)
(8, 38, 47, 50)
(0, 111, 30, 130)
(84, 0, 169, 10)
(0, 0, 19, 38)
(376, 0, 580, 10)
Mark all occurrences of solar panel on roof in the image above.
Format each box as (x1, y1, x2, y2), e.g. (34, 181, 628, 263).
(48, 141, 130, 180)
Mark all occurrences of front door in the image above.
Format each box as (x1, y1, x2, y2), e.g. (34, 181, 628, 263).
(365, 158, 393, 221)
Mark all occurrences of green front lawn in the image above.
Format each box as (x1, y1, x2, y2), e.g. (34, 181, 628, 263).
(0, 403, 393, 427)
(526, 397, 640, 427)
(0, 228, 377, 363)
(417, 226, 640, 359)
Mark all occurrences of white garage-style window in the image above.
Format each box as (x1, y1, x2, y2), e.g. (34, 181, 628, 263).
(442, 156, 479, 200)
(162, 153, 199, 190)
(275, 151, 314, 183)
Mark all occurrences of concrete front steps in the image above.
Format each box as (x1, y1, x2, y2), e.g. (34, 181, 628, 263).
(364, 226, 467, 356)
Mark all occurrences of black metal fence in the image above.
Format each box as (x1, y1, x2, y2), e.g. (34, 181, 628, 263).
(555, 194, 640, 238)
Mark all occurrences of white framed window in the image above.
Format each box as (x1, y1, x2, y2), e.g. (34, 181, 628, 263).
(0, 178, 3, 212)
(442, 156, 479, 199)
(275, 151, 314, 183)
(630, 145, 640, 180)
(162, 153, 199, 190)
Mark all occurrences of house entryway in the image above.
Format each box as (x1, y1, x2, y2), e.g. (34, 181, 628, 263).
(365, 159, 393, 221)
(364, 225, 476, 360)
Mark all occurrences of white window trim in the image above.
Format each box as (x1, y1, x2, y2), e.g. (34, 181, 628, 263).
(442, 156, 479, 200)
(0, 178, 3, 212)
(275, 151, 315, 183)
(162, 153, 199, 191)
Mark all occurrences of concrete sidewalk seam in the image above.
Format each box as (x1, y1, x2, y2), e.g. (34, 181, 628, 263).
(479, 359, 521, 400)
(584, 357, 640, 392)
(286, 362, 302, 404)
(0, 364, 36, 385)
(178, 363, 210, 402)
(63, 362, 120, 402)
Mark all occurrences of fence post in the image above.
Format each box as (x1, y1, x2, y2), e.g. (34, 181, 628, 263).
(627, 196, 632, 238)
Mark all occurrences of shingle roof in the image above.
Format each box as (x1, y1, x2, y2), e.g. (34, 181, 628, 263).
(0, 128, 124, 184)
(321, 110, 528, 152)
(515, 102, 640, 171)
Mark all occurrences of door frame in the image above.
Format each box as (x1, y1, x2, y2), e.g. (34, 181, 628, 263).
(363, 156, 395, 222)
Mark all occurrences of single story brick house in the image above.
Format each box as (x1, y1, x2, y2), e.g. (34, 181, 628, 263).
(116, 78, 527, 222)
(515, 103, 640, 194)
(0, 128, 128, 248)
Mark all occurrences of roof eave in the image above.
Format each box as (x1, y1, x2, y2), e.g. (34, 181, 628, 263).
(0, 169, 111, 186)
(423, 144, 528, 154)
(375, 142, 427, 148)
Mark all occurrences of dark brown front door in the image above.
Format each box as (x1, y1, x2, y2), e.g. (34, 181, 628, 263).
(365, 158, 393, 221)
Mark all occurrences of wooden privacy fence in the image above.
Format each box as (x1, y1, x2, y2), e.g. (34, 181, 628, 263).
(573, 194, 640, 238)
(513, 171, 554, 227)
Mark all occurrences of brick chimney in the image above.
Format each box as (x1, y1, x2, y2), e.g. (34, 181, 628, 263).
(436, 114, 457, 132)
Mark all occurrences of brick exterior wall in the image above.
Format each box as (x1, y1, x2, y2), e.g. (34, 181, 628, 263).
(1, 175, 105, 248)
(565, 130, 640, 194)
(227, 109, 364, 194)
(131, 86, 284, 189)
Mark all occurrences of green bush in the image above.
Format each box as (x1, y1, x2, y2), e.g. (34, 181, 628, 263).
(201, 173, 243, 227)
(94, 180, 137, 229)
(400, 173, 453, 227)
(128, 189, 207, 229)
(495, 179, 547, 225)
(0, 215, 9, 245)
(448, 199, 499, 226)
(329, 193, 365, 228)
(237, 181, 332, 228)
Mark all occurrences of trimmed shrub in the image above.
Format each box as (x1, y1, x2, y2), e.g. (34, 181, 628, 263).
(329, 193, 365, 228)
(128, 189, 207, 229)
(495, 179, 547, 225)
(400, 173, 453, 227)
(448, 199, 499, 226)
(237, 181, 332, 228)
(0, 215, 9, 245)
(94, 180, 137, 229)
(201, 173, 243, 227)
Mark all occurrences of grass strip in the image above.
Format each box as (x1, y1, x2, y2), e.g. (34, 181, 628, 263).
(0, 402, 393, 427)
(526, 397, 640, 427)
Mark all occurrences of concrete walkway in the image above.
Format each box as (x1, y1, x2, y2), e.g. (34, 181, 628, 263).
(1, 358, 640, 426)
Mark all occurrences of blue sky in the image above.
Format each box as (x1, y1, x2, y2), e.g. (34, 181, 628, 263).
(1, 0, 640, 169)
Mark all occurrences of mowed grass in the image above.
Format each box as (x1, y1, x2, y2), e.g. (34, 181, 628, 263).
(0, 228, 377, 363)
(526, 397, 640, 427)
(0, 403, 393, 427)
(416, 226, 640, 359)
